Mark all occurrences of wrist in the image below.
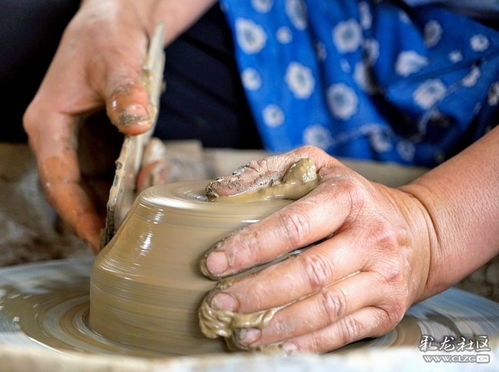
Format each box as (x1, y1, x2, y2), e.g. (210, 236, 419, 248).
(400, 128, 499, 300)
(399, 182, 449, 301)
(393, 185, 439, 302)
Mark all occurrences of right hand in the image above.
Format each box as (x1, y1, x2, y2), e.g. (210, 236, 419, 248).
(200, 146, 434, 352)
(23, 0, 158, 252)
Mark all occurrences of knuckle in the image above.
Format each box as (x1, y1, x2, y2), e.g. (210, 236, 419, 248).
(245, 281, 270, 310)
(277, 209, 310, 247)
(270, 317, 293, 339)
(246, 159, 266, 174)
(323, 176, 365, 215)
(383, 284, 410, 320)
(371, 308, 398, 337)
(370, 221, 400, 252)
(371, 273, 409, 329)
(241, 158, 275, 188)
(318, 165, 345, 180)
(338, 178, 364, 205)
(339, 177, 360, 194)
(307, 333, 324, 353)
(371, 262, 405, 298)
(299, 253, 333, 291)
(229, 227, 264, 269)
(385, 301, 407, 324)
(338, 316, 363, 345)
(379, 260, 403, 285)
(318, 287, 347, 323)
(22, 106, 38, 134)
(371, 270, 409, 325)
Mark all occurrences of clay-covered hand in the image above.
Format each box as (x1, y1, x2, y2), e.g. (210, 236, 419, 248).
(202, 145, 436, 353)
(23, 0, 158, 252)
(23, 0, 215, 252)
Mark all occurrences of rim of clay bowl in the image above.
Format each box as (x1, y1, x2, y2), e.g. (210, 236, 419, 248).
(137, 180, 292, 215)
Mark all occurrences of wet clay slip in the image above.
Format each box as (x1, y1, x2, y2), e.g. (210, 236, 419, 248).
(2, 259, 498, 357)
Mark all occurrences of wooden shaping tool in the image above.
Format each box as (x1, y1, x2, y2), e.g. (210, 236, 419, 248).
(101, 23, 166, 247)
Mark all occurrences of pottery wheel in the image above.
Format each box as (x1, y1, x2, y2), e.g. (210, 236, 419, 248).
(0, 258, 497, 357)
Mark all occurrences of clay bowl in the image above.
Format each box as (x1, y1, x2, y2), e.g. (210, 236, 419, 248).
(89, 181, 291, 355)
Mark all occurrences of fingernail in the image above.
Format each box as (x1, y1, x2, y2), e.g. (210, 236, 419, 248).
(211, 293, 238, 311)
(123, 103, 148, 116)
(282, 342, 298, 355)
(206, 251, 228, 275)
(118, 104, 150, 126)
(238, 328, 261, 344)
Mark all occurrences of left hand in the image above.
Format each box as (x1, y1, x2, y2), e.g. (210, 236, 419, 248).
(201, 145, 437, 353)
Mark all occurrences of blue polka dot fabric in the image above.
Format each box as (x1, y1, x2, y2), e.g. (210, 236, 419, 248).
(219, 0, 499, 166)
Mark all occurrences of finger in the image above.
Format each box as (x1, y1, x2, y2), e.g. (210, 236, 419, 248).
(24, 110, 103, 252)
(136, 159, 170, 192)
(207, 145, 339, 198)
(208, 230, 366, 314)
(141, 138, 168, 167)
(104, 71, 153, 136)
(88, 28, 152, 136)
(136, 139, 169, 191)
(281, 306, 393, 353)
(235, 272, 385, 347)
(202, 175, 356, 277)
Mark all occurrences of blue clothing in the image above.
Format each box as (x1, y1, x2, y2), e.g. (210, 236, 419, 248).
(219, 0, 499, 166)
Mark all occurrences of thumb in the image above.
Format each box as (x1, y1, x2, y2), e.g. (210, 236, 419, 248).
(104, 67, 154, 136)
(206, 146, 336, 198)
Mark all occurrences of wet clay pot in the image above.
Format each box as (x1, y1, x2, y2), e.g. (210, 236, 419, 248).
(89, 181, 290, 355)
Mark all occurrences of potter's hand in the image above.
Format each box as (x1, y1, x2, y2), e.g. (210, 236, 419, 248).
(201, 146, 435, 352)
(23, 0, 215, 252)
